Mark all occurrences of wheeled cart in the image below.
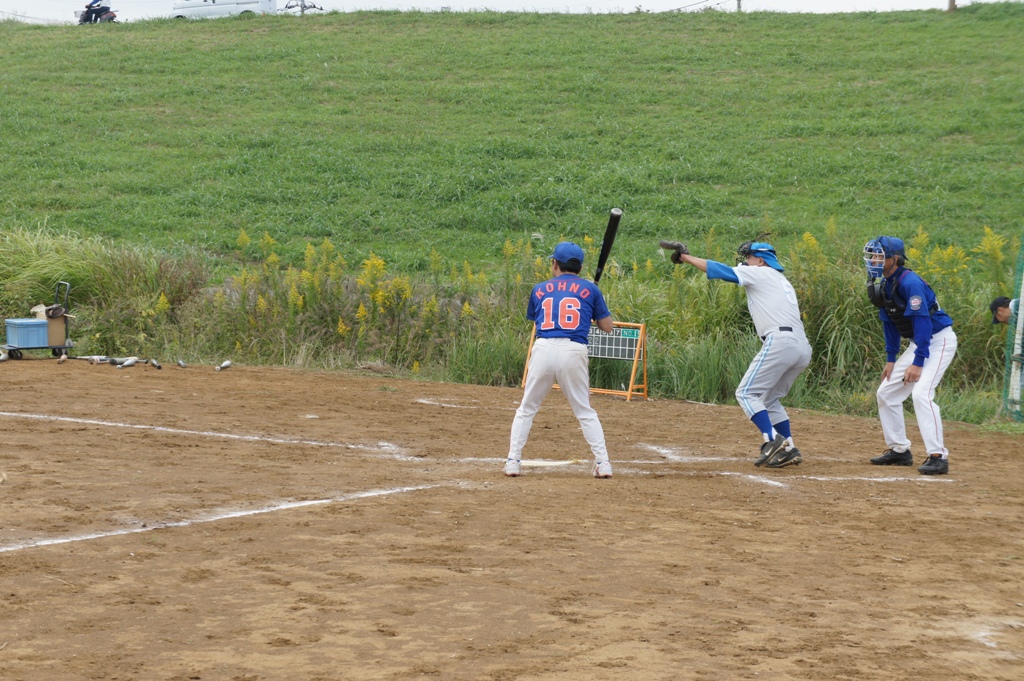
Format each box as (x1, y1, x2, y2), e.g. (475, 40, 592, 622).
(2, 281, 74, 360)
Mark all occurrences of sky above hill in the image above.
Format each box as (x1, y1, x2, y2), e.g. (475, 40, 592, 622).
(0, 0, 998, 24)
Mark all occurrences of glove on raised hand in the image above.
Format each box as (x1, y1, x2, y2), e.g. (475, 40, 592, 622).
(659, 240, 689, 264)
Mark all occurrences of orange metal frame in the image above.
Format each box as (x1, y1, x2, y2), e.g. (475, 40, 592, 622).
(521, 321, 648, 401)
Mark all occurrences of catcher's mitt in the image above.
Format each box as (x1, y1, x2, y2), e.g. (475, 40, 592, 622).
(659, 240, 689, 264)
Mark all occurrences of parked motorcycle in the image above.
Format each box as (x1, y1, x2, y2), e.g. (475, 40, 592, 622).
(77, 5, 117, 23)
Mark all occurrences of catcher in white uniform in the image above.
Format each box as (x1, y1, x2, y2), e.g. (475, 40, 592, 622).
(504, 241, 615, 479)
(662, 239, 812, 468)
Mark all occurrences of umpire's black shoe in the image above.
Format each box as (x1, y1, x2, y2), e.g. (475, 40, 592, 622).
(754, 434, 787, 468)
(765, 447, 802, 468)
(918, 455, 949, 475)
(870, 448, 914, 466)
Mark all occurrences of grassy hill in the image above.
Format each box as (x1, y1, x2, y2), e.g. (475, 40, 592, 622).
(1, 5, 1022, 269)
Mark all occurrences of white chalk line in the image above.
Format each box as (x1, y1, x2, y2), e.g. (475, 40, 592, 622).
(713, 471, 789, 488)
(0, 485, 437, 554)
(966, 619, 1024, 650)
(457, 455, 952, 484)
(456, 457, 585, 467)
(0, 410, 404, 453)
(415, 398, 478, 409)
(641, 470, 946, 487)
(635, 443, 929, 466)
(795, 475, 954, 483)
(415, 398, 516, 411)
(638, 443, 758, 463)
(973, 631, 1000, 649)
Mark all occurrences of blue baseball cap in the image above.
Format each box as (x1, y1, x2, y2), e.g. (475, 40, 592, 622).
(550, 241, 585, 264)
(877, 236, 905, 259)
(747, 242, 784, 272)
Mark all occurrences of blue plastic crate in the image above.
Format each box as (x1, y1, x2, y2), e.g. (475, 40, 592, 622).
(5, 318, 49, 349)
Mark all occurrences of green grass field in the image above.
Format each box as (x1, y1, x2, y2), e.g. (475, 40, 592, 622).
(1, 5, 1022, 424)
(2, 6, 1022, 266)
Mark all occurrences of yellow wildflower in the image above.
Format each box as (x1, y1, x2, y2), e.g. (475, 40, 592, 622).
(259, 231, 277, 255)
(357, 253, 387, 289)
(304, 242, 317, 272)
(429, 249, 444, 280)
(154, 292, 171, 315)
(288, 284, 304, 310)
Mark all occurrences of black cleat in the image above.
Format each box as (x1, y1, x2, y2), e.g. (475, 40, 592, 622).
(870, 448, 914, 466)
(918, 455, 949, 475)
(765, 447, 802, 468)
(754, 434, 787, 468)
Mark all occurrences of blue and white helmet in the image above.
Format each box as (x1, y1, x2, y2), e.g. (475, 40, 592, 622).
(737, 240, 784, 272)
(864, 236, 905, 278)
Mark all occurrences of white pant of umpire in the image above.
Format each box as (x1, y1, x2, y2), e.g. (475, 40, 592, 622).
(508, 338, 610, 463)
(877, 326, 958, 457)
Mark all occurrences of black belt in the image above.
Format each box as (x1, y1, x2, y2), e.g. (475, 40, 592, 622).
(760, 326, 793, 341)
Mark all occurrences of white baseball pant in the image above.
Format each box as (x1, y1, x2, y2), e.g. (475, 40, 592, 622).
(508, 338, 610, 463)
(876, 326, 958, 457)
(735, 332, 812, 424)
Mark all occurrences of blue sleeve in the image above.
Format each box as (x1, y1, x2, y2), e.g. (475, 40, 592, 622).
(525, 292, 538, 323)
(706, 260, 740, 284)
(882, 319, 901, 363)
(911, 316, 932, 366)
(894, 273, 934, 365)
(591, 287, 611, 321)
(898, 275, 932, 318)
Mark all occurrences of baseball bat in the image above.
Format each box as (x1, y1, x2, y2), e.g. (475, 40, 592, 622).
(593, 208, 623, 284)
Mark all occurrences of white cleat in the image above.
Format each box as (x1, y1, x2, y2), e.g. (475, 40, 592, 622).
(593, 461, 613, 479)
(503, 459, 521, 477)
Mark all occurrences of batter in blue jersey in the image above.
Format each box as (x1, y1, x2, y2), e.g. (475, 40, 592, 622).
(505, 242, 615, 479)
(527, 271, 611, 345)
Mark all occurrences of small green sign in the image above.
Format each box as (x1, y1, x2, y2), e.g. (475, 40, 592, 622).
(620, 329, 639, 339)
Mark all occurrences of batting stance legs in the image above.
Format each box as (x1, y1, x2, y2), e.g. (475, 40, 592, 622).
(876, 326, 957, 457)
(508, 338, 610, 467)
(735, 333, 812, 459)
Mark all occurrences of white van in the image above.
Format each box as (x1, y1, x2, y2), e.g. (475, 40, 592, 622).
(172, 0, 276, 19)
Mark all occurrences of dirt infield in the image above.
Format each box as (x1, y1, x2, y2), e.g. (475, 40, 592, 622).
(1, 359, 1022, 680)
